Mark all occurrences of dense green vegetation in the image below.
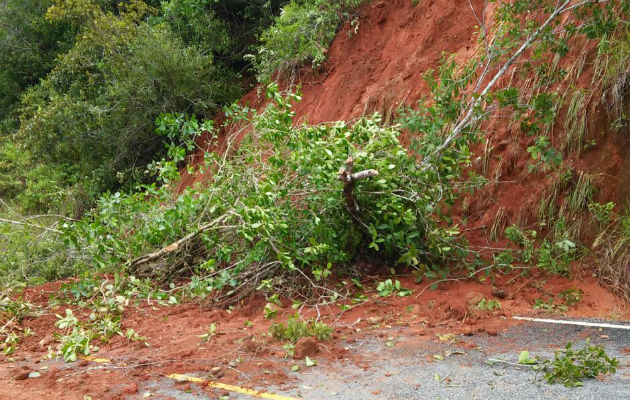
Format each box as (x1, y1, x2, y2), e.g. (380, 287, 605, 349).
(253, 0, 364, 81)
(0, 0, 369, 287)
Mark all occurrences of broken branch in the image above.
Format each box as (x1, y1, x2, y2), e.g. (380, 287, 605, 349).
(0, 217, 62, 234)
(338, 157, 379, 213)
(130, 213, 230, 268)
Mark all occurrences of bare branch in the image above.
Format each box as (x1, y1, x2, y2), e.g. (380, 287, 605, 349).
(0, 218, 62, 234)
(338, 157, 379, 213)
(420, 0, 598, 169)
(350, 169, 379, 181)
(130, 212, 232, 268)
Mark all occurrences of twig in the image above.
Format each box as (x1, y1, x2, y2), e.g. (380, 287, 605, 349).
(0, 218, 62, 234)
(487, 358, 538, 368)
(130, 213, 231, 268)
(226, 366, 250, 381)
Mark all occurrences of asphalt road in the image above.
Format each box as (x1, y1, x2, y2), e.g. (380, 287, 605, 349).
(147, 318, 630, 400)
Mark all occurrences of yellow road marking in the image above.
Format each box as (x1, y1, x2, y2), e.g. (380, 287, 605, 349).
(78, 357, 297, 399)
(167, 373, 300, 400)
(79, 355, 112, 363)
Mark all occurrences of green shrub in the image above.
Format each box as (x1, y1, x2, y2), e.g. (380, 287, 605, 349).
(64, 85, 470, 294)
(0, 0, 77, 119)
(18, 0, 240, 196)
(158, 0, 287, 68)
(476, 298, 501, 311)
(254, 0, 363, 81)
(376, 279, 412, 297)
(157, 0, 232, 55)
(593, 209, 630, 299)
(536, 239, 576, 276)
(0, 218, 85, 287)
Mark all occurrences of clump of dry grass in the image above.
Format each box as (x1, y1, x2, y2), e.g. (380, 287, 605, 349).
(594, 29, 630, 119)
(593, 210, 630, 301)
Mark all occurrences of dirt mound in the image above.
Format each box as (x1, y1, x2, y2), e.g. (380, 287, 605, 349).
(292, 0, 482, 124)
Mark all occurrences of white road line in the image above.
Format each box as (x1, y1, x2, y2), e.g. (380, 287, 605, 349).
(513, 316, 630, 330)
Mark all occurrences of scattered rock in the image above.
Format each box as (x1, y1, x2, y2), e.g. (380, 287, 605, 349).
(462, 327, 475, 336)
(38, 337, 52, 348)
(491, 287, 507, 299)
(366, 316, 383, 325)
(45, 367, 60, 381)
(122, 382, 139, 395)
(244, 339, 258, 353)
(28, 371, 41, 378)
(486, 329, 498, 337)
(412, 328, 428, 336)
(12, 370, 30, 381)
(210, 366, 223, 378)
(465, 292, 485, 306)
(294, 337, 319, 359)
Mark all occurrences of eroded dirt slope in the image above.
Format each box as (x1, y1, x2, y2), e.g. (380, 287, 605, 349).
(186, 0, 629, 234)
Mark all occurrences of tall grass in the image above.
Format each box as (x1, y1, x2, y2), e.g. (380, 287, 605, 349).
(593, 29, 630, 118)
(593, 210, 630, 300)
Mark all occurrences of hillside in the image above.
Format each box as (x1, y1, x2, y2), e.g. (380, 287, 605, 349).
(184, 0, 630, 294)
(1, 1, 630, 399)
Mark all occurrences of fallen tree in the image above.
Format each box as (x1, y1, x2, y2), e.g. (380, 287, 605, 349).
(63, 0, 629, 303)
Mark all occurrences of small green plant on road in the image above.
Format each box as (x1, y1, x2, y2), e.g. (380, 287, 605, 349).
(270, 314, 332, 341)
(376, 279, 412, 297)
(493, 340, 618, 387)
(476, 298, 501, 311)
(542, 340, 619, 387)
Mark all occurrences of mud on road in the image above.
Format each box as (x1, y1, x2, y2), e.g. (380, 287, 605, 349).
(1, 271, 628, 399)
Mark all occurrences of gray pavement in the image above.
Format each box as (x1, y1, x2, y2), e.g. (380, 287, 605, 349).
(144, 318, 630, 400)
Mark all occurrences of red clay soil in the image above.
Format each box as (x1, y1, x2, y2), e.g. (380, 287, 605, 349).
(1, 271, 628, 400)
(3, 1, 629, 399)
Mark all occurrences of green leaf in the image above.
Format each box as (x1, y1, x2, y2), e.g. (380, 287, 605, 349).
(518, 350, 534, 364)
